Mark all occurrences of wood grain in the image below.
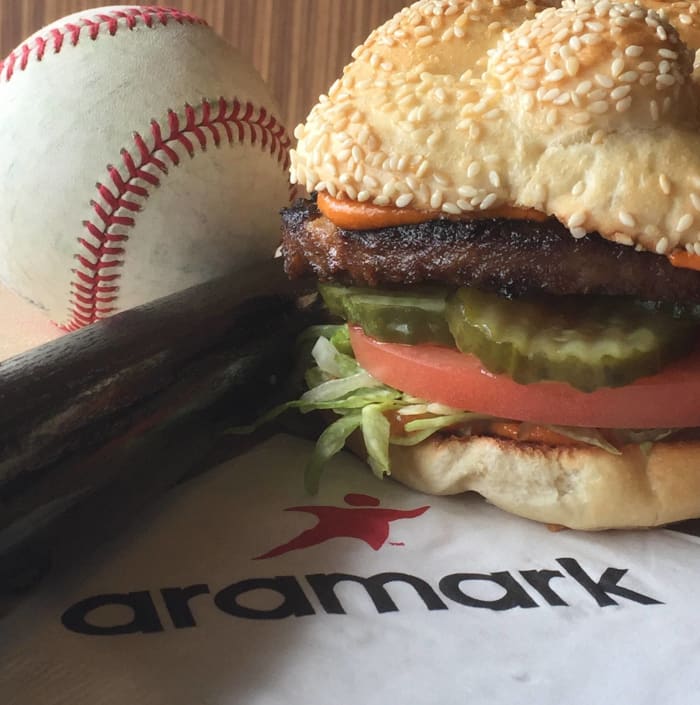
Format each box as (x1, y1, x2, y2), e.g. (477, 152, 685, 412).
(0, 0, 408, 129)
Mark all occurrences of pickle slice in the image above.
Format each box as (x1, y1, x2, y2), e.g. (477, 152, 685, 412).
(446, 288, 697, 391)
(318, 283, 452, 346)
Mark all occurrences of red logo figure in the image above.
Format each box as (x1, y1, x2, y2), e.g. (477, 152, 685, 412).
(255, 493, 430, 560)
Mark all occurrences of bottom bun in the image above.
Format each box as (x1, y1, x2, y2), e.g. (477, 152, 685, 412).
(348, 433, 700, 530)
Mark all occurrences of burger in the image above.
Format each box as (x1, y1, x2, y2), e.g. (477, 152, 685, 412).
(279, 0, 700, 530)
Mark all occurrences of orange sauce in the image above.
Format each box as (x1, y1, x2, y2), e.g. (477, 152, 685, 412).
(668, 250, 700, 272)
(317, 192, 549, 230)
(487, 421, 583, 447)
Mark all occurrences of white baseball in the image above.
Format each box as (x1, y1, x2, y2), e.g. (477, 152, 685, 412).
(0, 6, 292, 330)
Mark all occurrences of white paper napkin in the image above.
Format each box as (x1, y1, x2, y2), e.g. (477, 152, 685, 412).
(1, 434, 699, 705)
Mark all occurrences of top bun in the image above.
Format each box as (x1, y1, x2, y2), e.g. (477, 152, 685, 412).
(291, 0, 700, 255)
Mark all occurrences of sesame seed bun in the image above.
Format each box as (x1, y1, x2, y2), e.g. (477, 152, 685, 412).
(291, 0, 700, 254)
(346, 432, 700, 530)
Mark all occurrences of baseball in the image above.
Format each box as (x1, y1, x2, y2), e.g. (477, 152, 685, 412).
(0, 6, 292, 330)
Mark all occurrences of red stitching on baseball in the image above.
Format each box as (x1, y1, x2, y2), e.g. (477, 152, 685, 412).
(63, 97, 292, 332)
(0, 7, 207, 82)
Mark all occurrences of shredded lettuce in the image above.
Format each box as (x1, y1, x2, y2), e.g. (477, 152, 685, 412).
(230, 324, 681, 491)
(306, 413, 363, 494)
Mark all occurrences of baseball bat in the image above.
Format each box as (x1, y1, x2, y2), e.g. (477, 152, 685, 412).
(0, 258, 318, 600)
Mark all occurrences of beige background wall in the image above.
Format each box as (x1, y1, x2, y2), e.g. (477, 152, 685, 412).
(0, 0, 408, 130)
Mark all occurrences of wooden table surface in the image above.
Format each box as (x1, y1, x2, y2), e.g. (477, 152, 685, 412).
(0, 0, 408, 130)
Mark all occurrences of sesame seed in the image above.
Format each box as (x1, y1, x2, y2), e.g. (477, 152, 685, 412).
(568, 211, 587, 228)
(619, 70, 639, 83)
(625, 45, 644, 57)
(489, 170, 501, 188)
(458, 185, 478, 198)
(569, 35, 583, 51)
(638, 61, 656, 72)
(442, 202, 461, 215)
(691, 193, 700, 211)
(695, 243, 700, 256)
(588, 88, 608, 101)
(595, 73, 614, 88)
(416, 160, 430, 178)
(456, 199, 473, 211)
(659, 174, 671, 195)
(481, 193, 498, 209)
(571, 227, 587, 239)
(658, 60, 671, 75)
(572, 181, 586, 197)
(619, 211, 636, 227)
(650, 100, 660, 121)
(657, 73, 676, 87)
(611, 85, 632, 100)
(618, 234, 635, 247)
(575, 80, 593, 95)
(616, 96, 632, 112)
(395, 193, 414, 208)
(655, 236, 670, 255)
(416, 35, 435, 48)
(565, 57, 580, 76)
(430, 189, 443, 209)
(467, 161, 482, 178)
(357, 190, 371, 202)
(373, 195, 390, 206)
(611, 58, 625, 77)
(591, 129, 606, 145)
(677, 214, 694, 232)
(544, 69, 565, 83)
(659, 48, 679, 59)
(680, 13, 692, 25)
(571, 111, 592, 124)
(657, 25, 668, 41)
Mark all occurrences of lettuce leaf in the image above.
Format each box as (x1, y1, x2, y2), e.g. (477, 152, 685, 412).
(230, 325, 681, 491)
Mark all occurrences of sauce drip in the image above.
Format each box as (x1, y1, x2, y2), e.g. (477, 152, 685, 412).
(317, 192, 549, 230)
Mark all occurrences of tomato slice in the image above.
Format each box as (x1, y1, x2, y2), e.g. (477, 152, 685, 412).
(349, 326, 700, 429)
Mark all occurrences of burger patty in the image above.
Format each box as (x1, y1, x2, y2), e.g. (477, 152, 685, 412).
(281, 198, 700, 303)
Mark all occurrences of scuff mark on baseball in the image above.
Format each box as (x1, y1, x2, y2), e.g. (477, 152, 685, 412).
(0, 6, 293, 330)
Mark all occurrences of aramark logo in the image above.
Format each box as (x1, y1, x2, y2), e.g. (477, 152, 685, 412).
(57, 493, 664, 637)
(60, 557, 663, 637)
(254, 493, 430, 559)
